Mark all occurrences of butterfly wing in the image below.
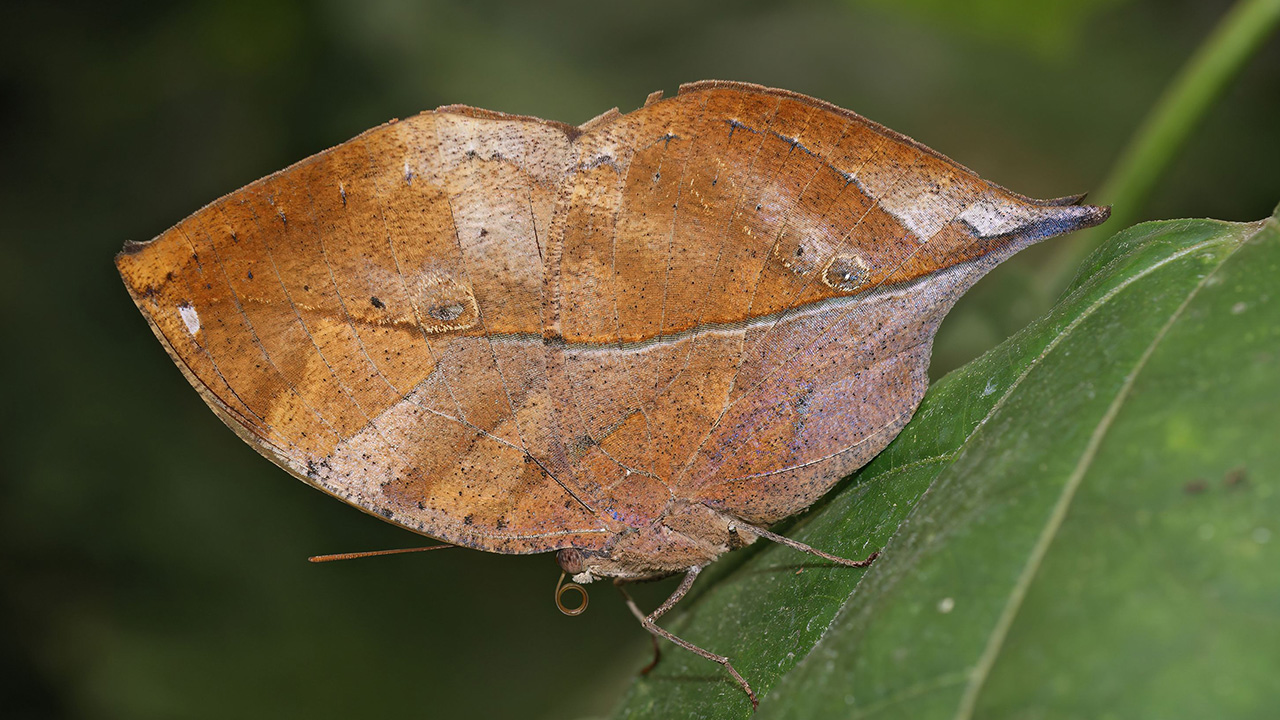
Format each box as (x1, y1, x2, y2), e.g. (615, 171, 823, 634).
(117, 109, 613, 553)
(551, 81, 1108, 526)
(120, 82, 1107, 555)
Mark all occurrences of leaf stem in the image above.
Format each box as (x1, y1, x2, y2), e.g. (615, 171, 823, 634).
(1044, 0, 1280, 293)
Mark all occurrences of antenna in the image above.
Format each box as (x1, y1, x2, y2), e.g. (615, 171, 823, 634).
(308, 545, 455, 563)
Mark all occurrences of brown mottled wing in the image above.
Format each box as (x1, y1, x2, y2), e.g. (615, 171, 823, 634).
(552, 81, 1107, 526)
(116, 109, 613, 554)
(120, 82, 1107, 552)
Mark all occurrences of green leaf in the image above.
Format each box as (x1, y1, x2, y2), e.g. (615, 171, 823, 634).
(609, 205, 1280, 719)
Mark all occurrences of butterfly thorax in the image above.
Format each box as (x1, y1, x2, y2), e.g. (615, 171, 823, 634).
(556, 500, 758, 582)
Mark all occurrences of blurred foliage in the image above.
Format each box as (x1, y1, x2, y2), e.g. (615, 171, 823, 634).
(852, 0, 1130, 58)
(1050, 0, 1280, 286)
(1, 1, 1276, 718)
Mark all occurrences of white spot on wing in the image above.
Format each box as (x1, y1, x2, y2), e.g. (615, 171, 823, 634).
(178, 303, 200, 336)
(959, 196, 1037, 238)
(853, 162, 967, 240)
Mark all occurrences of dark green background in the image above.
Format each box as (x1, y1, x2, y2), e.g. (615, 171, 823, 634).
(2, 1, 1276, 718)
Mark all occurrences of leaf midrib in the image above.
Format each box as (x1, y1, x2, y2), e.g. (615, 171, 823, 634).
(951, 224, 1254, 719)
(620, 219, 1265, 719)
(765, 225, 1247, 719)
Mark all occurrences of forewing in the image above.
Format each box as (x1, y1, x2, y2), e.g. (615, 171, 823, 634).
(117, 110, 612, 554)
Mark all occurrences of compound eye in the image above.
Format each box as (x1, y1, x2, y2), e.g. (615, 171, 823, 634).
(556, 548, 587, 574)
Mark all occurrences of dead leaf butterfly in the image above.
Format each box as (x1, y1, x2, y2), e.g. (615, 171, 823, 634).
(117, 81, 1108, 706)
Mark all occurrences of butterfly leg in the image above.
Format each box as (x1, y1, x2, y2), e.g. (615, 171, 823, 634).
(741, 522, 880, 567)
(613, 572, 686, 674)
(639, 634, 661, 676)
(615, 566, 758, 709)
(613, 580, 660, 676)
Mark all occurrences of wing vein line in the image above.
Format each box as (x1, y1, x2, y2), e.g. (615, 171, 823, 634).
(181, 223, 343, 443)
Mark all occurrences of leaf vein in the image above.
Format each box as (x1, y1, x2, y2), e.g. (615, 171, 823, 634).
(952, 228, 1253, 719)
